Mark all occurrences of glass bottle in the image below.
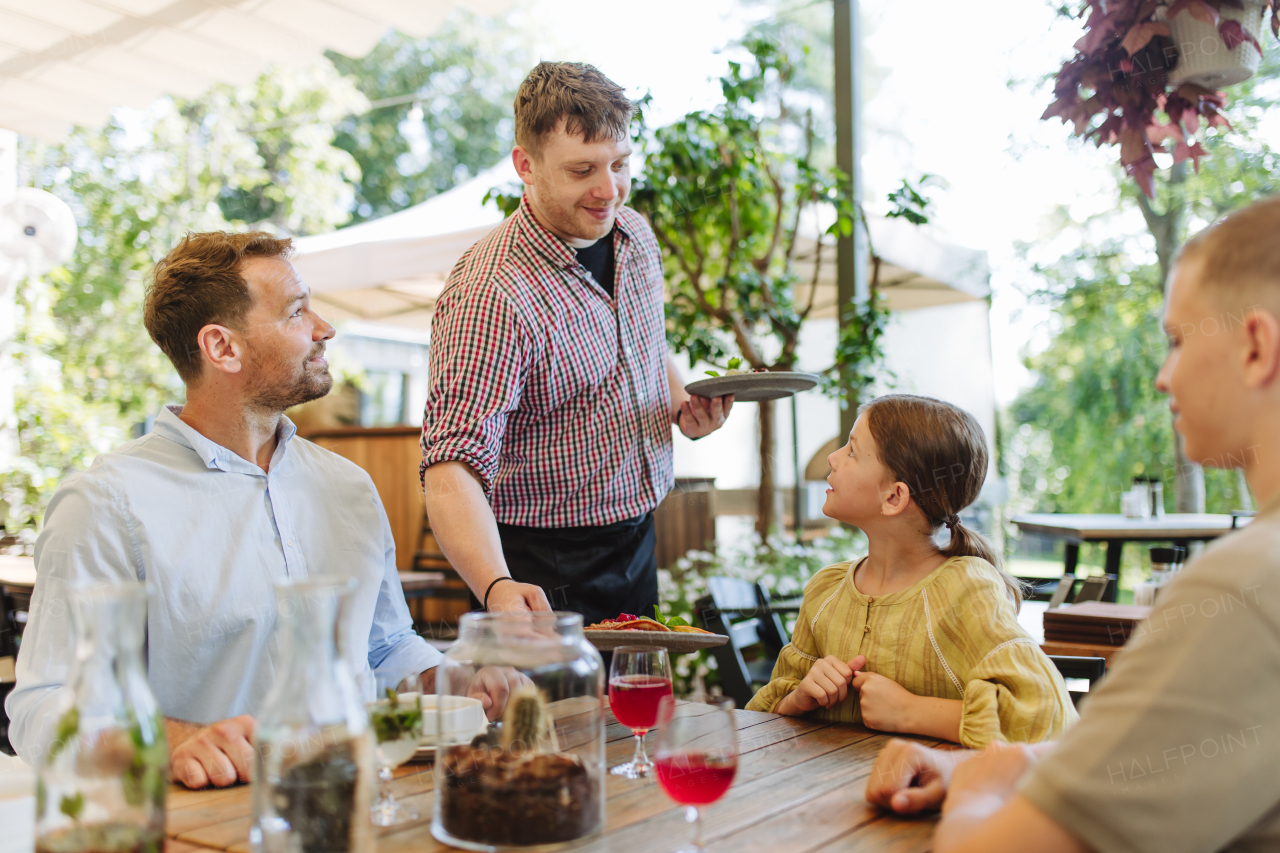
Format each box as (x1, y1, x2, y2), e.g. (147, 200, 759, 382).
(432, 611, 605, 852)
(251, 577, 374, 853)
(35, 581, 167, 853)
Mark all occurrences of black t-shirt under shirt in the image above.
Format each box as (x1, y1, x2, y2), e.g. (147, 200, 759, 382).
(575, 230, 615, 298)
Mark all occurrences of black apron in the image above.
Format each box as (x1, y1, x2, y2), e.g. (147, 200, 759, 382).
(491, 512, 658, 628)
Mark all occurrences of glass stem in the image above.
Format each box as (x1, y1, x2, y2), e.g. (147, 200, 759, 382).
(379, 764, 393, 802)
(686, 805, 704, 851)
(632, 729, 649, 770)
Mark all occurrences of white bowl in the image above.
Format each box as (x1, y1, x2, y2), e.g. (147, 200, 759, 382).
(421, 694, 488, 745)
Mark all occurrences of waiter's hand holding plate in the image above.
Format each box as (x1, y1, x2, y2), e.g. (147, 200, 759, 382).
(677, 393, 735, 439)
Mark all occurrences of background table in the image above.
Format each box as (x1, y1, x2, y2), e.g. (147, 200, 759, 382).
(164, 702, 941, 853)
(1011, 513, 1239, 601)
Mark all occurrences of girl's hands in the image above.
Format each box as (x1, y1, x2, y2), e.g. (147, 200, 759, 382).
(778, 654, 867, 714)
(851, 670, 919, 733)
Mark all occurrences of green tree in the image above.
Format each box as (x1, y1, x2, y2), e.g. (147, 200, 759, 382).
(1007, 52, 1280, 527)
(4, 59, 365, 536)
(628, 39, 891, 537)
(327, 12, 533, 224)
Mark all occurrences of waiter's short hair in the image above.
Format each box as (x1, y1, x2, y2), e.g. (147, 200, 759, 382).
(514, 61, 635, 158)
(1178, 195, 1280, 311)
(145, 231, 293, 385)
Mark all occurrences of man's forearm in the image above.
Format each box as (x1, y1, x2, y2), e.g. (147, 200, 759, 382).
(666, 352, 690, 422)
(422, 461, 509, 597)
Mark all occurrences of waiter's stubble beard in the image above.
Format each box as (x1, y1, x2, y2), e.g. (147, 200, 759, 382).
(244, 338, 333, 413)
(530, 168, 628, 244)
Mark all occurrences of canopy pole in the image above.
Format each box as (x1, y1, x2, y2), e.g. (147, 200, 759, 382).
(834, 0, 868, 440)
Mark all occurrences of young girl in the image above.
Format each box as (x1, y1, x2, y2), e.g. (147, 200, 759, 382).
(745, 394, 1075, 747)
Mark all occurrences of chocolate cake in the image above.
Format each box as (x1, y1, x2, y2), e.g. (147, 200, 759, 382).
(439, 746, 602, 846)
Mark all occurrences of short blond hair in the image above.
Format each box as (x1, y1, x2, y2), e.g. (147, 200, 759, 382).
(1178, 196, 1280, 309)
(514, 62, 635, 158)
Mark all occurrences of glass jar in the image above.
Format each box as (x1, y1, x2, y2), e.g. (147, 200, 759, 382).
(35, 581, 166, 853)
(251, 577, 374, 853)
(432, 611, 605, 852)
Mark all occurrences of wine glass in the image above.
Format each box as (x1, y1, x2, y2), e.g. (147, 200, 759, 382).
(608, 645, 673, 778)
(654, 696, 738, 853)
(365, 669, 424, 826)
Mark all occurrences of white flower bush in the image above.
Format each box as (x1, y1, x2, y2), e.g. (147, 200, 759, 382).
(660, 526, 867, 697)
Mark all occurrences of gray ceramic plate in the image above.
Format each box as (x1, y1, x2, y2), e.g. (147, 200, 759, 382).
(585, 630, 728, 653)
(685, 371, 821, 403)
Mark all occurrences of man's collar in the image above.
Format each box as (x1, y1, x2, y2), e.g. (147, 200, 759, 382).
(516, 194, 634, 268)
(153, 405, 297, 474)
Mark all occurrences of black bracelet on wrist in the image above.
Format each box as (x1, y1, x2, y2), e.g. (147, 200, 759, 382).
(483, 576, 515, 611)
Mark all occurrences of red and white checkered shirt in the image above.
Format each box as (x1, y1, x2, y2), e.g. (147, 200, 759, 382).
(420, 196, 673, 528)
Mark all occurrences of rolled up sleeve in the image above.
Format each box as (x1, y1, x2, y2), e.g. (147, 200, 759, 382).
(419, 281, 530, 496)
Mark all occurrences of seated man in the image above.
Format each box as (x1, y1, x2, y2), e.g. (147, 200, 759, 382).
(865, 195, 1280, 852)
(7, 232, 510, 788)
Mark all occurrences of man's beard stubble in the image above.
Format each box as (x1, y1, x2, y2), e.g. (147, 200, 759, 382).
(245, 341, 333, 413)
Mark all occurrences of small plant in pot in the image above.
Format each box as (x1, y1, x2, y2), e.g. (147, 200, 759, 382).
(1043, 0, 1280, 198)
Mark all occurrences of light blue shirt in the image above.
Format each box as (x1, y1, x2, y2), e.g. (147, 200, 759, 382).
(7, 405, 442, 762)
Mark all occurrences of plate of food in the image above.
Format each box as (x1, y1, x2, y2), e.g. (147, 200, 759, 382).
(584, 609, 728, 653)
(685, 359, 820, 403)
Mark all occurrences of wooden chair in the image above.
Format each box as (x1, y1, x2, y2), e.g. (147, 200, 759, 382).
(409, 514, 472, 635)
(1047, 654, 1106, 707)
(695, 577, 790, 709)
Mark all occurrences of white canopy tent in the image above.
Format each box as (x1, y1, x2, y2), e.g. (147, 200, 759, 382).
(292, 163, 990, 329)
(0, 0, 510, 143)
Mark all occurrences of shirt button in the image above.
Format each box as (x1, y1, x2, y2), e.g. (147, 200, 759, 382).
(287, 540, 295, 547)
(624, 346, 633, 356)
(863, 625, 870, 634)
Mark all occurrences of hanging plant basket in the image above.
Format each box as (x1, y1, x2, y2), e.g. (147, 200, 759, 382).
(1163, 0, 1268, 88)
(1043, 0, 1280, 198)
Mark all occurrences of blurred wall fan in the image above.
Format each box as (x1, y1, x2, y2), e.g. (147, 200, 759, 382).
(0, 188, 78, 285)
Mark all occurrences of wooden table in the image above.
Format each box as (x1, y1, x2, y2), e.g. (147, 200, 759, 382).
(0, 555, 35, 597)
(1011, 513, 1240, 601)
(164, 704, 940, 853)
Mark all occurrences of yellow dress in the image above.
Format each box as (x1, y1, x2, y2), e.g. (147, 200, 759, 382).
(745, 556, 1077, 748)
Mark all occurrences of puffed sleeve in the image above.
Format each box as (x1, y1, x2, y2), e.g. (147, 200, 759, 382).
(958, 638, 1078, 749)
(745, 566, 843, 713)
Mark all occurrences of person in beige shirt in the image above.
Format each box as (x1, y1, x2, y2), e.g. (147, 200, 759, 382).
(865, 195, 1280, 852)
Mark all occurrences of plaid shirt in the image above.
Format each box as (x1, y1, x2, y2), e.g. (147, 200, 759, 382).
(420, 196, 673, 528)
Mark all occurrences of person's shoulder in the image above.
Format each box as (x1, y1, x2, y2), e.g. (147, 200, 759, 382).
(802, 561, 854, 598)
(931, 556, 1021, 623)
(439, 216, 534, 307)
(618, 206, 659, 251)
(288, 437, 378, 490)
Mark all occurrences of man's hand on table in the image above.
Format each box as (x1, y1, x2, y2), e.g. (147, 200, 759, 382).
(165, 715, 256, 789)
(677, 394, 734, 439)
(866, 739, 974, 814)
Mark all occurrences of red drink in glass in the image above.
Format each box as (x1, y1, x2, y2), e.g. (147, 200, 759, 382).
(609, 674, 673, 730)
(655, 753, 738, 805)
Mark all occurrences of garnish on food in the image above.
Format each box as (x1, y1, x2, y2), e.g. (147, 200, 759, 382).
(584, 608, 712, 634)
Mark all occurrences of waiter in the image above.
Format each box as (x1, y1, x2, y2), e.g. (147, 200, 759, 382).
(419, 61, 732, 623)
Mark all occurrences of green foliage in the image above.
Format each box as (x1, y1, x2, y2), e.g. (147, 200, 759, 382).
(327, 12, 532, 224)
(1006, 54, 1280, 519)
(628, 39, 889, 405)
(59, 792, 84, 821)
(123, 712, 168, 810)
(369, 691, 423, 744)
(47, 707, 79, 760)
(658, 527, 866, 695)
(5, 60, 363, 533)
